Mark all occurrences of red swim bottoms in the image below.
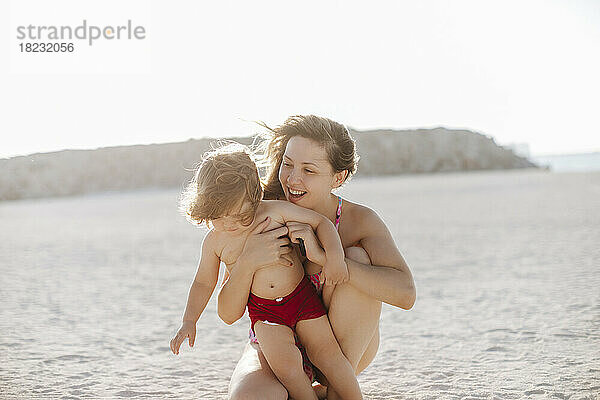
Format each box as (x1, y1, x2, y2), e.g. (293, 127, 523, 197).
(247, 275, 326, 331)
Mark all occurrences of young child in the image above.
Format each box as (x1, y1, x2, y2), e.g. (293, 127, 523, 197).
(169, 143, 362, 400)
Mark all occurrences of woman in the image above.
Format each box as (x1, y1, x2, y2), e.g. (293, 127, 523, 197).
(218, 115, 416, 399)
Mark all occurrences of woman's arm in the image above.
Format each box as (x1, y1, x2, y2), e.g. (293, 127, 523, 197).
(286, 207, 416, 309)
(217, 219, 294, 324)
(346, 207, 416, 310)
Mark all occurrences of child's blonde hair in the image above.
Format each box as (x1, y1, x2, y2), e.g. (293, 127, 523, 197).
(179, 142, 263, 226)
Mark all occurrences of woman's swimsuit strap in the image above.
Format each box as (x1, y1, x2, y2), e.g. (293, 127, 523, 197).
(334, 196, 342, 230)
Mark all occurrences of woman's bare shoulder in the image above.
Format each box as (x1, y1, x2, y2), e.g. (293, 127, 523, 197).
(339, 198, 387, 246)
(342, 198, 382, 224)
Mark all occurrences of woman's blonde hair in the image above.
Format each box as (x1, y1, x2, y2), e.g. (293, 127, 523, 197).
(179, 142, 263, 226)
(258, 115, 359, 200)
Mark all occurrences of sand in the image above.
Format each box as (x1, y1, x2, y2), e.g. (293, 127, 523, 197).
(1, 169, 598, 399)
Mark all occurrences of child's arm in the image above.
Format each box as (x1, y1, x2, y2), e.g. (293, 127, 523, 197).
(270, 200, 347, 285)
(170, 230, 221, 355)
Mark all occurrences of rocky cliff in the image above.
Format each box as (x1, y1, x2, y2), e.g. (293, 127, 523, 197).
(0, 127, 536, 201)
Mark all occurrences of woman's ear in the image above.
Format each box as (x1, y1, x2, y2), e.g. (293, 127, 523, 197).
(332, 170, 348, 188)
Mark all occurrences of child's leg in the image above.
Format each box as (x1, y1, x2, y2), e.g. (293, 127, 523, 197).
(253, 321, 318, 400)
(295, 316, 363, 400)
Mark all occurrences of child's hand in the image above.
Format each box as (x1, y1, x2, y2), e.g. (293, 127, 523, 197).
(286, 222, 326, 266)
(321, 259, 349, 286)
(170, 321, 196, 355)
(239, 217, 294, 271)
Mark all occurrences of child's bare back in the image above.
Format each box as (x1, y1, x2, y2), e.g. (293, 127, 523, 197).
(213, 200, 306, 299)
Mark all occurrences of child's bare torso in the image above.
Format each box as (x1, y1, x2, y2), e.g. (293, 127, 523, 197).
(215, 202, 305, 299)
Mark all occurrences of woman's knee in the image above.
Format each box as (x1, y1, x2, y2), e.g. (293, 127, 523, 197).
(327, 267, 381, 370)
(229, 378, 287, 400)
(228, 344, 288, 400)
(356, 326, 380, 374)
(229, 388, 287, 400)
(345, 246, 371, 264)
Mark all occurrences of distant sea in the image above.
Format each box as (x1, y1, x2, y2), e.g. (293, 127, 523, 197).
(530, 152, 600, 172)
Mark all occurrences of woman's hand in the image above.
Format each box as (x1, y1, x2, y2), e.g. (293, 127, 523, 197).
(286, 221, 326, 266)
(170, 320, 196, 355)
(235, 217, 294, 272)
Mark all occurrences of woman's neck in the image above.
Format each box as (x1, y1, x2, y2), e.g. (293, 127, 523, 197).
(311, 193, 340, 225)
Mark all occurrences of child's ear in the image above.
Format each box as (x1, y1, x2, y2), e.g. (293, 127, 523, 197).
(332, 170, 348, 189)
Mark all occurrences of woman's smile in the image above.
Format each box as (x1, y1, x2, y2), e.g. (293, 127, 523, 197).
(287, 187, 307, 202)
(279, 136, 335, 208)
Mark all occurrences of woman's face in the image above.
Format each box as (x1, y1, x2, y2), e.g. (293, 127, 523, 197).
(279, 136, 340, 209)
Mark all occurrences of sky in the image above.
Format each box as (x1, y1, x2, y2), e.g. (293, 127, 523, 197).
(1, 0, 599, 159)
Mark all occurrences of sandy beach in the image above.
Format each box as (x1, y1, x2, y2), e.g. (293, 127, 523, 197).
(1, 169, 598, 399)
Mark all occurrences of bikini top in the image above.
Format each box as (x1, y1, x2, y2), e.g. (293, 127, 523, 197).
(334, 195, 342, 231)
